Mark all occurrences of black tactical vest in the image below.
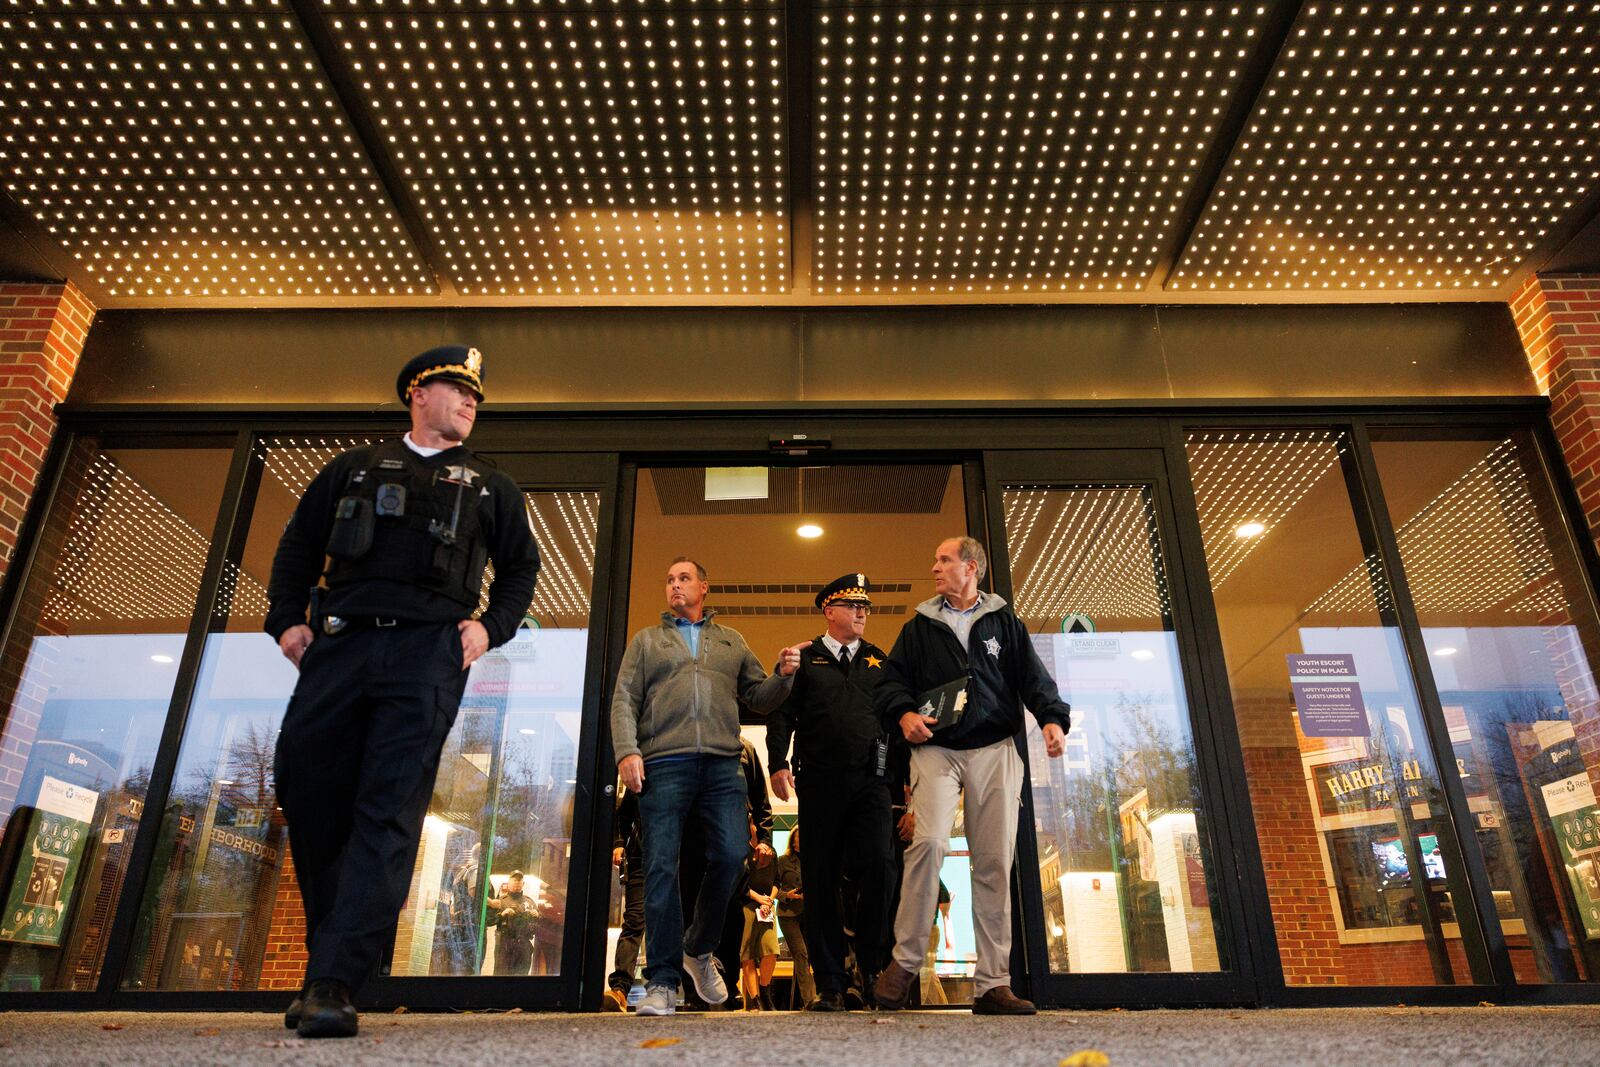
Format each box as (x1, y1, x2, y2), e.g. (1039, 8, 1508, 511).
(323, 439, 490, 607)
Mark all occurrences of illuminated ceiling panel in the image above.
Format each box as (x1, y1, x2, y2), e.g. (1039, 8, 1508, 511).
(0, 1, 435, 299)
(1, 1, 1598, 305)
(811, 2, 1271, 295)
(1172, 2, 1600, 292)
(323, 0, 788, 295)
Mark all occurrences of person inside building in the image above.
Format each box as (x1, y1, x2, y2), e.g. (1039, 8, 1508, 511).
(487, 870, 536, 976)
(872, 536, 1069, 1016)
(738, 816, 780, 1011)
(604, 783, 645, 1011)
(266, 345, 541, 1038)
(774, 826, 813, 1009)
(768, 573, 895, 1011)
(608, 556, 809, 1017)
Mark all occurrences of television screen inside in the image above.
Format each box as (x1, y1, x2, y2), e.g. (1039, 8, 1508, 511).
(1371, 834, 1446, 885)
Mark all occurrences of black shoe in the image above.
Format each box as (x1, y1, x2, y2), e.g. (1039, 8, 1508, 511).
(283, 993, 304, 1030)
(759, 985, 777, 1012)
(296, 979, 358, 1039)
(843, 986, 866, 1010)
(806, 991, 847, 1012)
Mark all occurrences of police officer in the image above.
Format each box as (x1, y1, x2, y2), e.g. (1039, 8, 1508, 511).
(266, 345, 540, 1038)
(767, 574, 896, 1011)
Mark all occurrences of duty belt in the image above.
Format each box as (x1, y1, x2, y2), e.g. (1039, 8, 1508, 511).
(320, 615, 406, 635)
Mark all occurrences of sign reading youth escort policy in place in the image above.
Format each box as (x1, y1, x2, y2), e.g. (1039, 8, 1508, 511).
(1287, 653, 1368, 737)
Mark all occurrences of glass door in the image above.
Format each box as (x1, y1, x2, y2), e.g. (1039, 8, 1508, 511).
(112, 446, 621, 1011)
(371, 452, 621, 1009)
(982, 449, 1252, 1005)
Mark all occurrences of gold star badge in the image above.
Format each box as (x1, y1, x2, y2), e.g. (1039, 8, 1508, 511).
(865, 655, 883, 669)
(465, 348, 483, 374)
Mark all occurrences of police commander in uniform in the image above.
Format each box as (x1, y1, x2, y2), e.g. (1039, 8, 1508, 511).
(266, 345, 540, 1038)
(767, 573, 895, 1011)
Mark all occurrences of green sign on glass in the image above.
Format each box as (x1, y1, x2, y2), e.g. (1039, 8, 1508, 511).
(0, 776, 98, 947)
(1542, 771, 1600, 942)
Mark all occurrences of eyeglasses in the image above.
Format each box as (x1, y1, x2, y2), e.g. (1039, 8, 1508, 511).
(828, 604, 871, 615)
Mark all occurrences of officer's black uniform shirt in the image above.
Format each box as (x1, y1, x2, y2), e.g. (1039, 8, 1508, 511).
(264, 439, 540, 648)
(767, 635, 888, 776)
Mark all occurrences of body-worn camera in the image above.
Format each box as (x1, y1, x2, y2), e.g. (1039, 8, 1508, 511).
(375, 482, 407, 517)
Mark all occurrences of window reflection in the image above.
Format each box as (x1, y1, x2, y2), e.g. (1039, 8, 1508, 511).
(0, 440, 230, 991)
(1187, 430, 1474, 986)
(1004, 485, 1225, 974)
(1374, 431, 1600, 984)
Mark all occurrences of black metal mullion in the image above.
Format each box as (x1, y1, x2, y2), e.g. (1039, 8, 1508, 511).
(575, 460, 638, 1010)
(96, 428, 264, 1000)
(1159, 419, 1284, 1001)
(558, 455, 627, 1010)
(1347, 420, 1512, 989)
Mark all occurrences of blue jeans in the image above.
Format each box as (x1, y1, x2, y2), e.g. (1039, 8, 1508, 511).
(636, 754, 748, 988)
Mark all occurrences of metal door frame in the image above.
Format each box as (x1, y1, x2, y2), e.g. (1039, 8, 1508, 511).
(980, 447, 1258, 1007)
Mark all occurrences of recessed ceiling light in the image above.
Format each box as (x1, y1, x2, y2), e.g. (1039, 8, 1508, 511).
(1235, 522, 1266, 538)
(1434, 647, 1458, 657)
(150, 654, 175, 664)
(797, 524, 824, 539)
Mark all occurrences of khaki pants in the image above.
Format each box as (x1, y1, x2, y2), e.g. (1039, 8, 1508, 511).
(890, 738, 1023, 997)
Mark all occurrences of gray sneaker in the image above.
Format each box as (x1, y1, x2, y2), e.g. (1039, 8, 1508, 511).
(635, 984, 677, 1016)
(682, 951, 728, 1005)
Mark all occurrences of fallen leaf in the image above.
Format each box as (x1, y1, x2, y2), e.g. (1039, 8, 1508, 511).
(193, 1027, 221, 1037)
(640, 1037, 681, 1049)
(1477, 1001, 1496, 1008)
(1060, 1051, 1111, 1067)
(505, 1007, 524, 1015)
(100, 1024, 124, 1031)
(392, 1006, 410, 1014)
(262, 1039, 293, 1048)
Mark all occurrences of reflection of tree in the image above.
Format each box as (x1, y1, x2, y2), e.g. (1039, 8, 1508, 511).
(1111, 694, 1197, 815)
(224, 722, 276, 810)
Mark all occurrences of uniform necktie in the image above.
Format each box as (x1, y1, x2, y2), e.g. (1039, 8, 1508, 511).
(839, 646, 851, 670)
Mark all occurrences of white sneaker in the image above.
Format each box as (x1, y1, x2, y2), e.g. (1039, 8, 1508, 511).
(682, 952, 728, 1005)
(635, 984, 677, 1016)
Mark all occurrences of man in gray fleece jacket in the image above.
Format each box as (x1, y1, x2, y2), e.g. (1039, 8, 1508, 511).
(610, 556, 810, 1016)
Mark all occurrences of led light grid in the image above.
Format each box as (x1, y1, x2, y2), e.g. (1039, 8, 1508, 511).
(1173, 3, 1600, 291)
(813, 2, 1270, 294)
(1309, 438, 1562, 615)
(43, 452, 268, 624)
(0, 0, 435, 298)
(1003, 484, 1171, 622)
(324, 0, 787, 295)
(524, 489, 598, 624)
(1186, 429, 1349, 587)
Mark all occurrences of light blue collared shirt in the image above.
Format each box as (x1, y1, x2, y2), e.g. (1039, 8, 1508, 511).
(938, 593, 985, 650)
(673, 614, 706, 657)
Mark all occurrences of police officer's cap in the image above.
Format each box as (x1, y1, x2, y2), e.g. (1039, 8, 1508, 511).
(816, 573, 873, 610)
(397, 344, 485, 404)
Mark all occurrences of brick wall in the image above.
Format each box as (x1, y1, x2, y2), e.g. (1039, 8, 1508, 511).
(1511, 273, 1600, 803)
(0, 282, 94, 587)
(260, 853, 309, 991)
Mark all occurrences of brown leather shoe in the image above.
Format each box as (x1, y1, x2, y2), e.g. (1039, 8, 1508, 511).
(971, 985, 1037, 1015)
(872, 964, 917, 1011)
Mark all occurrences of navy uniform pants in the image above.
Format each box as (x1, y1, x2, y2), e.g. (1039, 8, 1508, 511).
(797, 768, 896, 995)
(274, 620, 468, 993)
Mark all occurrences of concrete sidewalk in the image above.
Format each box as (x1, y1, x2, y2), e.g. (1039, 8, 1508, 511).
(0, 1006, 1595, 1067)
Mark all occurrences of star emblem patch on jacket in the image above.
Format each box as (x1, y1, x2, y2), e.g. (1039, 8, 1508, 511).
(984, 637, 1002, 658)
(865, 654, 883, 668)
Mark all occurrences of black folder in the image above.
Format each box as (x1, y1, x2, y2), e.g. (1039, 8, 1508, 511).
(915, 676, 970, 732)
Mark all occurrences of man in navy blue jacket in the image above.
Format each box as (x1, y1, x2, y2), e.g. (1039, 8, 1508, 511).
(872, 536, 1070, 1015)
